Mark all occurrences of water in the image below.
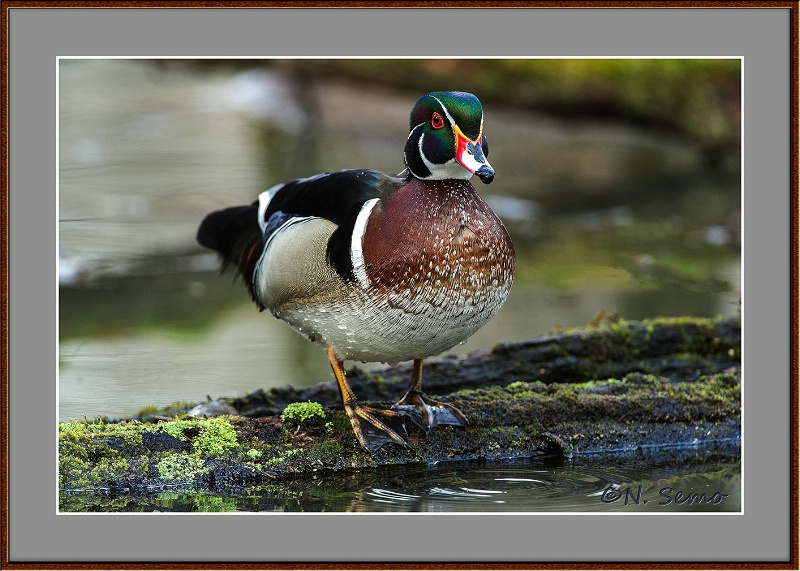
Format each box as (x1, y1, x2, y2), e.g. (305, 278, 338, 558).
(58, 59, 741, 423)
(59, 443, 741, 512)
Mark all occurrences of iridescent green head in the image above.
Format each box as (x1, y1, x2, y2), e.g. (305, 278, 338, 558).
(403, 91, 494, 184)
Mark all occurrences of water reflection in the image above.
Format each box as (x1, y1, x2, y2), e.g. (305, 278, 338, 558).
(59, 443, 741, 513)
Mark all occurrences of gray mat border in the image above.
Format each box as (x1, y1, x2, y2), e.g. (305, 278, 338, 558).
(6, 5, 794, 565)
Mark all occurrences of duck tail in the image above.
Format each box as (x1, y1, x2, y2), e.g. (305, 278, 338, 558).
(197, 204, 265, 306)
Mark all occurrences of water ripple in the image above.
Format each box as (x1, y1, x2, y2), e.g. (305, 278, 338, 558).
(67, 445, 741, 512)
(351, 451, 741, 512)
(367, 488, 420, 502)
(429, 487, 496, 499)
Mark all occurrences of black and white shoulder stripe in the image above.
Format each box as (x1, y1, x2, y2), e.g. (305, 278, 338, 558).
(254, 169, 407, 283)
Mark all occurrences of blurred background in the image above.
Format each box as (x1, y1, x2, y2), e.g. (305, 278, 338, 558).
(58, 58, 741, 422)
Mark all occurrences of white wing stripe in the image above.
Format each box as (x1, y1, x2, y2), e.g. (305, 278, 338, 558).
(257, 184, 284, 233)
(351, 198, 380, 289)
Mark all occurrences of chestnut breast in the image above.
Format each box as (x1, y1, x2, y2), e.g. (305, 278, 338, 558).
(361, 178, 515, 317)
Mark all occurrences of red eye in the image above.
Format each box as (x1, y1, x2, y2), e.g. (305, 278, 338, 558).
(431, 112, 444, 129)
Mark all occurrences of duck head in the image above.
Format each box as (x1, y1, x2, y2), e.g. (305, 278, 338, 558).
(403, 91, 494, 184)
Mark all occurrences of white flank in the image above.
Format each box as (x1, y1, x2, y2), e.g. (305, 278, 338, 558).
(253, 215, 319, 293)
(257, 183, 284, 233)
(351, 198, 380, 289)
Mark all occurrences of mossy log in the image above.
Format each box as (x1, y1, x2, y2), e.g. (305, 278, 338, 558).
(59, 315, 740, 494)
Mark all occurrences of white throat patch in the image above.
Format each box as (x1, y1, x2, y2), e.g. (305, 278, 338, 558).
(418, 133, 473, 180)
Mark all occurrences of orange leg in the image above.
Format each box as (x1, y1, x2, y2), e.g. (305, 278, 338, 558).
(326, 346, 410, 454)
(392, 358, 468, 432)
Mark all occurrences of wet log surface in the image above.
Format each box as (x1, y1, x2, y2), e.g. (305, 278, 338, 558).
(59, 315, 741, 495)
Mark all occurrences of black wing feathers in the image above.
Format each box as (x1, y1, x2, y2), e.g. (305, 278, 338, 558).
(262, 169, 401, 282)
(197, 169, 407, 300)
(262, 169, 385, 226)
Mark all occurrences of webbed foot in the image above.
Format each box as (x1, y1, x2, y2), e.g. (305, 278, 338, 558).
(344, 402, 410, 453)
(326, 345, 411, 454)
(392, 389, 468, 432)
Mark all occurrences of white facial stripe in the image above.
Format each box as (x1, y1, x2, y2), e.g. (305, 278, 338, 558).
(257, 184, 283, 233)
(351, 198, 380, 289)
(430, 95, 456, 128)
(406, 122, 425, 146)
(431, 94, 484, 140)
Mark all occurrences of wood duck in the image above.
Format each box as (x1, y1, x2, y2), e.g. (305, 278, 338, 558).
(197, 91, 515, 454)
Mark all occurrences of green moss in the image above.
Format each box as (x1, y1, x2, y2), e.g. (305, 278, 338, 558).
(505, 381, 529, 393)
(265, 447, 300, 467)
(192, 417, 238, 456)
(307, 440, 344, 464)
(135, 404, 161, 418)
(58, 435, 94, 490)
(673, 373, 740, 406)
(58, 421, 128, 489)
(135, 400, 197, 421)
(482, 426, 534, 454)
(326, 410, 358, 441)
(59, 419, 151, 489)
(156, 455, 207, 483)
(58, 416, 241, 490)
(281, 401, 326, 424)
(156, 416, 238, 457)
(505, 380, 548, 400)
